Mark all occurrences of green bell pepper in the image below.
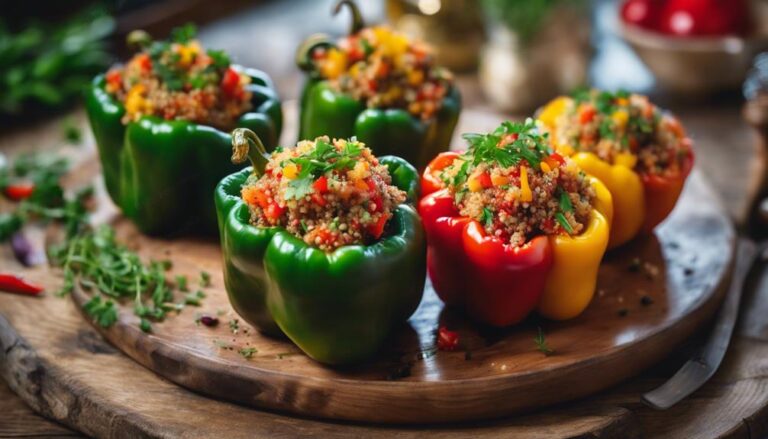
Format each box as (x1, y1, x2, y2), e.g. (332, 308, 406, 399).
(85, 67, 282, 236)
(215, 128, 426, 365)
(295, 0, 461, 170)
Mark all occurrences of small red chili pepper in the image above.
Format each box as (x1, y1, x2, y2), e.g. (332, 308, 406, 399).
(4, 183, 35, 201)
(437, 326, 459, 351)
(0, 274, 44, 295)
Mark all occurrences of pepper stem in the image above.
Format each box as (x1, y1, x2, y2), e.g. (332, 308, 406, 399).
(231, 128, 270, 175)
(333, 0, 365, 35)
(126, 30, 152, 51)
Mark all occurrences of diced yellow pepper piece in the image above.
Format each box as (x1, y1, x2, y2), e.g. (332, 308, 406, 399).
(320, 48, 347, 79)
(540, 162, 552, 173)
(520, 166, 532, 202)
(282, 164, 299, 180)
(491, 174, 508, 186)
(612, 110, 629, 129)
(125, 84, 147, 114)
(467, 175, 483, 192)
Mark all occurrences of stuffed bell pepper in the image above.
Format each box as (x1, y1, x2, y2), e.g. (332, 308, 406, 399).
(537, 89, 694, 248)
(86, 25, 282, 236)
(215, 128, 425, 365)
(419, 120, 612, 324)
(295, 0, 460, 169)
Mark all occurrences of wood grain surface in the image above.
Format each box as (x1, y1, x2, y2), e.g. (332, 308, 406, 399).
(62, 163, 734, 424)
(0, 105, 763, 437)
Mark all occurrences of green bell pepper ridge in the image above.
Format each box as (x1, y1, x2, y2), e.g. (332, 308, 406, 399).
(215, 155, 425, 365)
(296, 0, 461, 170)
(85, 67, 282, 236)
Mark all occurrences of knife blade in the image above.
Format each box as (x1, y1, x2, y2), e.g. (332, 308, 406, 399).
(641, 238, 759, 410)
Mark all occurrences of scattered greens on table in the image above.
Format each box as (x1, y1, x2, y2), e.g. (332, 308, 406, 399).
(1, 151, 210, 332)
(0, 7, 114, 116)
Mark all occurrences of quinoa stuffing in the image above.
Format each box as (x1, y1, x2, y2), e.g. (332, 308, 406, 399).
(241, 137, 407, 251)
(310, 26, 453, 120)
(438, 119, 596, 247)
(543, 89, 692, 177)
(105, 24, 252, 129)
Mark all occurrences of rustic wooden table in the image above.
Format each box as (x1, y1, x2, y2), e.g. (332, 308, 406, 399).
(1, 0, 767, 437)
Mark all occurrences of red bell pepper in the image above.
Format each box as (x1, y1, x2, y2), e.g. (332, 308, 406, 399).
(640, 141, 694, 233)
(419, 188, 553, 326)
(421, 151, 461, 197)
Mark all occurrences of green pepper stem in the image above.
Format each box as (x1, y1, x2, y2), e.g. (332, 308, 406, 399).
(231, 128, 270, 175)
(126, 30, 152, 51)
(333, 0, 365, 35)
(296, 34, 334, 72)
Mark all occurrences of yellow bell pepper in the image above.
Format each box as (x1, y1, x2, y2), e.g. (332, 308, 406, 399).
(572, 152, 644, 248)
(538, 177, 611, 320)
(538, 97, 645, 249)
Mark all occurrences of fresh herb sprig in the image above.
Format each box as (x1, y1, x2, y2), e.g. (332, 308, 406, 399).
(0, 153, 90, 241)
(284, 138, 363, 200)
(534, 327, 553, 356)
(462, 118, 551, 170)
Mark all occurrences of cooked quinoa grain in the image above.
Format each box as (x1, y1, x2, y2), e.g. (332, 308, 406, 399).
(310, 26, 453, 120)
(241, 137, 406, 251)
(543, 89, 692, 177)
(105, 25, 252, 129)
(439, 120, 595, 247)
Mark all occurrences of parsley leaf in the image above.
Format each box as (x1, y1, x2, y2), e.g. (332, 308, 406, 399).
(558, 189, 573, 213)
(171, 23, 197, 43)
(555, 212, 574, 234)
(481, 207, 494, 228)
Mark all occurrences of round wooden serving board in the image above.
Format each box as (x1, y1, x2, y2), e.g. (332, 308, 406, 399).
(63, 136, 734, 423)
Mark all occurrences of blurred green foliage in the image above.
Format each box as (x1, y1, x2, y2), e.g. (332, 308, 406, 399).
(481, 0, 587, 43)
(0, 7, 115, 116)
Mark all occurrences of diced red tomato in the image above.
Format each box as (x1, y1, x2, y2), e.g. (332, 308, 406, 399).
(105, 70, 122, 90)
(3, 183, 35, 201)
(579, 105, 597, 124)
(313, 176, 328, 193)
(367, 214, 388, 239)
(478, 172, 492, 189)
(547, 153, 565, 165)
(221, 67, 242, 98)
(135, 53, 152, 72)
(264, 203, 285, 220)
(365, 178, 377, 192)
(437, 326, 459, 351)
(311, 192, 327, 207)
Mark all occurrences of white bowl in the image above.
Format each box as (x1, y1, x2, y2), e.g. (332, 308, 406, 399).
(620, 10, 768, 94)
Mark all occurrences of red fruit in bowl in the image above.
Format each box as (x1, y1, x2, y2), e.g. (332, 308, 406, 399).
(658, 0, 751, 37)
(621, 0, 663, 29)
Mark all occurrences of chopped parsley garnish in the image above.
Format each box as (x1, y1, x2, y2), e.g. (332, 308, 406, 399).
(558, 189, 573, 213)
(461, 118, 550, 170)
(534, 327, 553, 356)
(284, 139, 363, 200)
(171, 23, 197, 43)
(239, 347, 258, 359)
(555, 212, 574, 234)
(481, 207, 494, 227)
